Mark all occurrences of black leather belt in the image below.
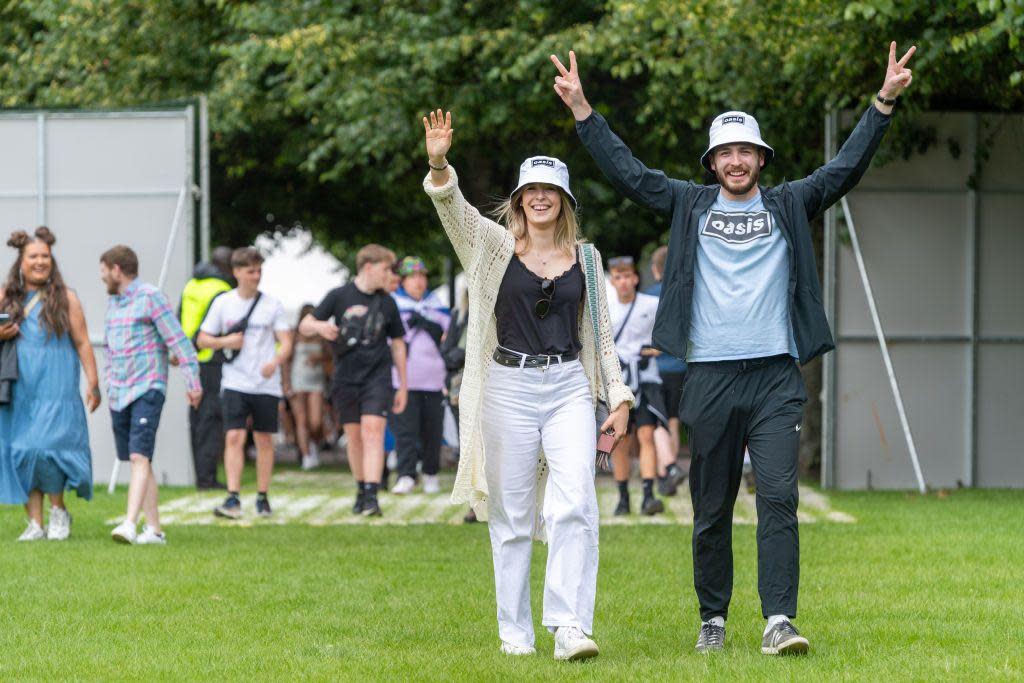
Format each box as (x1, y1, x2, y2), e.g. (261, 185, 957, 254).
(492, 347, 579, 369)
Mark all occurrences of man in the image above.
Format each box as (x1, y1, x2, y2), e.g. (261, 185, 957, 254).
(179, 245, 233, 490)
(552, 42, 915, 654)
(197, 247, 292, 519)
(645, 245, 689, 495)
(102, 246, 202, 545)
(389, 256, 450, 495)
(300, 244, 408, 517)
(606, 255, 668, 517)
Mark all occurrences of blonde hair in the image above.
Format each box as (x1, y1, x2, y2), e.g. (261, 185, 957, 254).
(493, 188, 582, 256)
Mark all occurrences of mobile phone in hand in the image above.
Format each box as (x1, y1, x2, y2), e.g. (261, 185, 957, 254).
(0, 313, 11, 325)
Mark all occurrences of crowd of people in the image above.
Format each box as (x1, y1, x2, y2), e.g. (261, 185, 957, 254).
(0, 37, 914, 664)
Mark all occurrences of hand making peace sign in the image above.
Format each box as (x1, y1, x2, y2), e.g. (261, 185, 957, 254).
(880, 41, 916, 100)
(550, 50, 593, 121)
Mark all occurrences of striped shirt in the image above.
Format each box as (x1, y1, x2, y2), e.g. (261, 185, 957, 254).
(104, 279, 201, 411)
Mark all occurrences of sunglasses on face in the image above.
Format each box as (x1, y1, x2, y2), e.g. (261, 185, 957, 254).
(535, 278, 555, 319)
(607, 255, 635, 269)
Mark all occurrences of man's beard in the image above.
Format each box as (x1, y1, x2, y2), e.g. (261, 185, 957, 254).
(716, 165, 760, 196)
(105, 281, 118, 295)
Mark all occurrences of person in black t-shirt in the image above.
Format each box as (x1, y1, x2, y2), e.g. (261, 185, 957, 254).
(300, 244, 408, 516)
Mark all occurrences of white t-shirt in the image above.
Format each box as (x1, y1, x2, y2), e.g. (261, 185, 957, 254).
(200, 289, 290, 397)
(607, 291, 661, 385)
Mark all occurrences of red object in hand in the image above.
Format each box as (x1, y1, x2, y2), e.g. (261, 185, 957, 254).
(597, 431, 616, 456)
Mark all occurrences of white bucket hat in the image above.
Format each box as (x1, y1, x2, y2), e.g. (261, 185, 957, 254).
(700, 111, 774, 172)
(512, 156, 576, 207)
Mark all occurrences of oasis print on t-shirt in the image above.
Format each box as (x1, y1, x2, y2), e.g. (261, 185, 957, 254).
(701, 210, 773, 245)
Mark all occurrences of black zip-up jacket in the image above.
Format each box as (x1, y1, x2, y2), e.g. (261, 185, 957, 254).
(576, 104, 892, 365)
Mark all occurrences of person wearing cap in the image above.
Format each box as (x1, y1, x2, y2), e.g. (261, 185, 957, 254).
(389, 256, 451, 495)
(421, 109, 633, 661)
(552, 43, 915, 655)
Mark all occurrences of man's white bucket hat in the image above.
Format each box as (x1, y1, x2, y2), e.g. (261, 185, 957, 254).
(512, 156, 577, 207)
(700, 111, 775, 172)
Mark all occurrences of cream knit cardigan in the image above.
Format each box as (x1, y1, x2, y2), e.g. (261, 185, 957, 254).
(424, 167, 635, 524)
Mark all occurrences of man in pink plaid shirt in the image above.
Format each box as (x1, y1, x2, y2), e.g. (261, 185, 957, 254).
(100, 245, 202, 546)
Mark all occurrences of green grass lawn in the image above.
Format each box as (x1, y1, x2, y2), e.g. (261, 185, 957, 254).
(0, 471, 1021, 681)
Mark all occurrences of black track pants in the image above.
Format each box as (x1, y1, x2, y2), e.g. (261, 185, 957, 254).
(393, 390, 444, 478)
(678, 354, 807, 621)
(189, 362, 225, 488)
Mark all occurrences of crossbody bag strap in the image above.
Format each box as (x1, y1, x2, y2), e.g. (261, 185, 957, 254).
(612, 298, 637, 344)
(580, 243, 609, 394)
(22, 291, 44, 318)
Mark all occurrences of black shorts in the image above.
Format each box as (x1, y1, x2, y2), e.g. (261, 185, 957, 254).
(111, 389, 166, 461)
(222, 389, 280, 433)
(630, 382, 670, 430)
(332, 377, 393, 425)
(659, 370, 686, 419)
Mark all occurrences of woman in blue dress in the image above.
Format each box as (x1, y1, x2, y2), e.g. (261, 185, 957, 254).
(0, 227, 100, 541)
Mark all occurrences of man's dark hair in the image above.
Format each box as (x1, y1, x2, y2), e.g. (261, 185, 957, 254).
(100, 245, 139, 277)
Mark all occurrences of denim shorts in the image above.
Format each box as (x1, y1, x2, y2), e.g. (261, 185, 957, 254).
(110, 389, 166, 461)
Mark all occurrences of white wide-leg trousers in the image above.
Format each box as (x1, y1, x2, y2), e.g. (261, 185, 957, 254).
(481, 358, 599, 648)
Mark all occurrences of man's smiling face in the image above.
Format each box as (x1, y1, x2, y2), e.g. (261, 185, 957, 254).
(710, 143, 765, 197)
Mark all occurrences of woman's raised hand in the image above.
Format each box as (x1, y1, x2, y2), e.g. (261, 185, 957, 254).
(423, 109, 453, 166)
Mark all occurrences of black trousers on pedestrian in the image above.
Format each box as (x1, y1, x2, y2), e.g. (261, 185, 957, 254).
(678, 354, 807, 621)
(393, 390, 444, 478)
(189, 362, 225, 488)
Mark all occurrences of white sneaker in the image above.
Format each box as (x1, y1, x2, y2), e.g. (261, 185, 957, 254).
(500, 642, 536, 656)
(111, 519, 138, 544)
(553, 626, 599, 661)
(301, 452, 320, 470)
(391, 475, 416, 495)
(17, 519, 46, 542)
(135, 525, 167, 545)
(46, 506, 72, 541)
(422, 474, 441, 494)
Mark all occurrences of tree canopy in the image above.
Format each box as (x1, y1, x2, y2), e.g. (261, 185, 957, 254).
(2, 0, 1022, 270)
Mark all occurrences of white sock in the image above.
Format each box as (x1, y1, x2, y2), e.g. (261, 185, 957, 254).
(765, 614, 789, 635)
(703, 616, 725, 628)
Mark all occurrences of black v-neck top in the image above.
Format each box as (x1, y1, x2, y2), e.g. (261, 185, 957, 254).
(494, 254, 584, 356)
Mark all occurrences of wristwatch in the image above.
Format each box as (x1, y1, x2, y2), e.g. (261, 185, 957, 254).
(876, 92, 898, 106)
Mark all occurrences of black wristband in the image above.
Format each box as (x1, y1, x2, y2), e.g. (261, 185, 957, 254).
(876, 92, 898, 106)
(428, 159, 449, 171)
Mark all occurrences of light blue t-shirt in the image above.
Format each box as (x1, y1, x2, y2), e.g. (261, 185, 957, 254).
(687, 190, 798, 362)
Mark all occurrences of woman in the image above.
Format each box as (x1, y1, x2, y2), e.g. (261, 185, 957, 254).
(285, 303, 329, 470)
(0, 227, 99, 541)
(422, 110, 633, 660)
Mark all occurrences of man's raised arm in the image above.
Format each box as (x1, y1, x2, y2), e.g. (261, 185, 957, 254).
(793, 42, 916, 220)
(551, 50, 678, 215)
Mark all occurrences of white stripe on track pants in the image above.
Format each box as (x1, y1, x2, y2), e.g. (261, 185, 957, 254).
(481, 358, 599, 648)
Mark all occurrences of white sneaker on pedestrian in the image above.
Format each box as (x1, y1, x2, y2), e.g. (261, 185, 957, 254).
(422, 474, 441, 494)
(46, 506, 71, 541)
(135, 525, 167, 545)
(500, 641, 536, 656)
(553, 626, 600, 661)
(391, 475, 416, 495)
(301, 452, 320, 470)
(111, 519, 138, 544)
(17, 519, 46, 542)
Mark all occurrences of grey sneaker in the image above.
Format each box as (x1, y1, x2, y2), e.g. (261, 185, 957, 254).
(695, 622, 725, 653)
(761, 620, 809, 655)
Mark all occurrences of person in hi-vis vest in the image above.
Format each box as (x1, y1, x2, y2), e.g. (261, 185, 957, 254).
(179, 246, 233, 490)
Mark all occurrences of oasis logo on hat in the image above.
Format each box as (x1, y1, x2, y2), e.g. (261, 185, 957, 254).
(513, 156, 577, 207)
(701, 210, 773, 245)
(700, 110, 775, 172)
